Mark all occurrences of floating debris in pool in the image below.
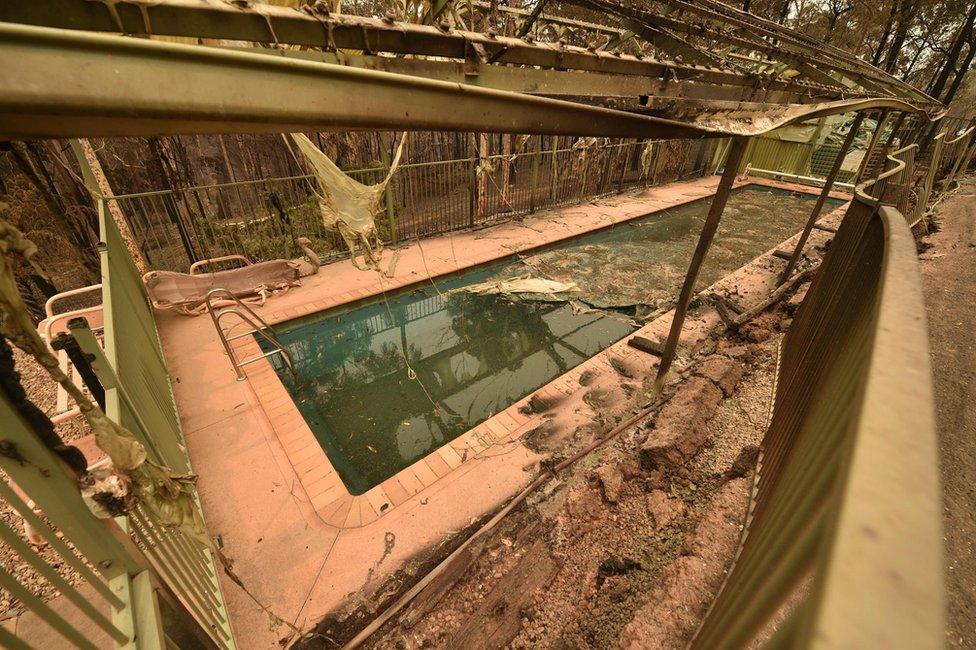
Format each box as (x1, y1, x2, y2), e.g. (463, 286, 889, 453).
(260, 186, 842, 495)
(457, 275, 578, 297)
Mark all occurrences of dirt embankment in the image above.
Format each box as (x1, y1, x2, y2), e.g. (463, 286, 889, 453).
(918, 176, 976, 649)
(365, 291, 800, 649)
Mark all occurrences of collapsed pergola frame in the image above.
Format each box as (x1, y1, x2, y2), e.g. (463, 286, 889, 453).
(0, 0, 942, 140)
(0, 2, 950, 644)
(0, 0, 944, 391)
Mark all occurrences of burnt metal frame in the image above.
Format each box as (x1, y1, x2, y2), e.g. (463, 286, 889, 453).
(778, 112, 867, 282)
(0, 19, 932, 141)
(654, 135, 749, 387)
(0, 0, 941, 406)
(0, 0, 940, 138)
(0, 1, 947, 647)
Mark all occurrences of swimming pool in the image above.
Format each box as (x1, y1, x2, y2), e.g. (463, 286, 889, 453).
(262, 184, 845, 494)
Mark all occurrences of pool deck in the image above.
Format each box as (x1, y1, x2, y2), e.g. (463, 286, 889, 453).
(156, 174, 849, 646)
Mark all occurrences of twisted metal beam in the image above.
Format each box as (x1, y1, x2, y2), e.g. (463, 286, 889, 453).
(0, 0, 939, 109)
(0, 21, 933, 140)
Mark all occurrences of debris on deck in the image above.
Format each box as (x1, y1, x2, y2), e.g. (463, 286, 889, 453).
(331, 280, 809, 650)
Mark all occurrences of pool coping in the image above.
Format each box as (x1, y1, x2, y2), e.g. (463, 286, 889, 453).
(224, 177, 849, 530)
(157, 174, 849, 642)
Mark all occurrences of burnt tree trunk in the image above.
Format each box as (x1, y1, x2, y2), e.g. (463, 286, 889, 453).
(928, 3, 976, 101)
(872, 2, 898, 65)
(77, 139, 148, 274)
(147, 137, 199, 263)
(4, 142, 99, 280)
(942, 41, 976, 105)
(882, 0, 919, 73)
(778, 0, 791, 24)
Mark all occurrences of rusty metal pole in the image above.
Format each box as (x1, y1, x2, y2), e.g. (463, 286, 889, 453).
(879, 111, 908, 161)
(855, 110, 890, 183)
(617, 141, 631, 193)
(778, 112, 865, 283)
(468, 133, 477, 227)
(529, 135, 542, 213)
(549, 138, 559, 202)
(653, 136, 749, 390)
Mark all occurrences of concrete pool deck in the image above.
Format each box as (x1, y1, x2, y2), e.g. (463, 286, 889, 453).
(155, 174, 849, 646)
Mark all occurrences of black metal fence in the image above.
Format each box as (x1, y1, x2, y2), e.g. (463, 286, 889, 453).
(107, 138, 718, 272)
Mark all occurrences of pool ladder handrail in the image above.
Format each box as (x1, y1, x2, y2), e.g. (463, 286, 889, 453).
(204, 288, 296, 382)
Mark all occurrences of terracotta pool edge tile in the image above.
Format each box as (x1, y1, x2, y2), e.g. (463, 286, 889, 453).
(307, 482, 343, 509)
(439, 445, 463, 470)
(343, 499, 364, 528)
(228, 175, 814, 531)
(394, 469, 424, 495)
(381, 477, 412, 506)
(425, 453, 451, 479)
(303, 471, 341, 497)
(483, 418, 509, 442)
(411, 461, 439, 488)
(320, 495, 354, 528)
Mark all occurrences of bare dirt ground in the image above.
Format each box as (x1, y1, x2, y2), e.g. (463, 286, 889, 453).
(356, 178, 976, 650)
(363, 298, 798, 649)
(919, 175, 976, 649)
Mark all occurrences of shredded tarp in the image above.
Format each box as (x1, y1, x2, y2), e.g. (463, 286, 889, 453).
(458, 275, 578, 297)
(476, 134, 533, 179)
(0, 217, 209, 544)
(290, 132, 406, 274)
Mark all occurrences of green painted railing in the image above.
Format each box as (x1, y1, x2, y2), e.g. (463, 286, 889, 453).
(0, 198, 235, 648)
(0, 384, 150, 650)
(85, 199, 236, 647)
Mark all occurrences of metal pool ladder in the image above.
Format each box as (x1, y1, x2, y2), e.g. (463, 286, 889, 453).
(204, 288, 296, 382)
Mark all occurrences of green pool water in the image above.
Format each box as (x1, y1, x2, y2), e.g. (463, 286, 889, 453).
(262, 184, 845, 494)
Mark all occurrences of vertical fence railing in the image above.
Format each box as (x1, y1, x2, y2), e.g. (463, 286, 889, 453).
(1, 187, 236, 647)
(0, 386, 152, 650)
(80, 199, 237, 647)
(107, 138, 715, 272)
(0, 371, 234, 648)
(691, 143, 942, 648)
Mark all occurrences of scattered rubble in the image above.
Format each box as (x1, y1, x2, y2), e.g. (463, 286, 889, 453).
(647, 489, 686, 528)
(618, 479, 750, 649)
(694, 355, 745, 397)
(638, 355, 743, 473)
(592, 465, 624, 504)
(365, 292, 798, 649)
